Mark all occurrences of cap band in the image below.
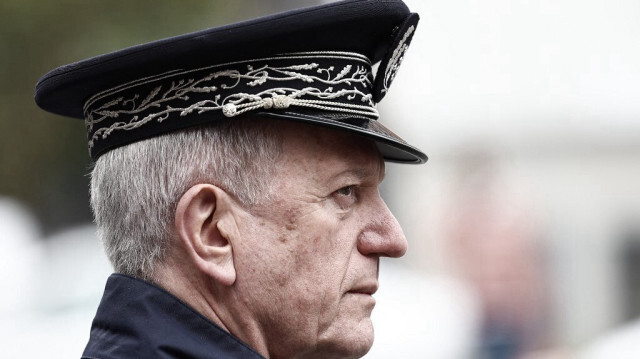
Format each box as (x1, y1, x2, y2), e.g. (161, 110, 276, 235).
(84, 51, 377, 157)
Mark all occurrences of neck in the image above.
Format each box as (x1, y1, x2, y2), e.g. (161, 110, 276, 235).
(154, 259, 272, 359)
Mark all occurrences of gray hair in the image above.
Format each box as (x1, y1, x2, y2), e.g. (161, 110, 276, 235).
(90, 119, 282, 281)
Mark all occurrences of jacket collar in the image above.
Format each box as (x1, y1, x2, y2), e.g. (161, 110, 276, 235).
(82, 273, 265, 359)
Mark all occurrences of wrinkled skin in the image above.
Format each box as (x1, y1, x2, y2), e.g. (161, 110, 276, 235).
(229, 123, 408, 359)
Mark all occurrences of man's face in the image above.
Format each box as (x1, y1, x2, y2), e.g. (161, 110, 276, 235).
(231, 123, 408, 359)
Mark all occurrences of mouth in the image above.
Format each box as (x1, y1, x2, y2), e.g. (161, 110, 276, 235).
(347, 282, 378, 296)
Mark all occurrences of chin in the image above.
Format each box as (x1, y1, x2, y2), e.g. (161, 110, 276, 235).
(315, 318, 375, 359)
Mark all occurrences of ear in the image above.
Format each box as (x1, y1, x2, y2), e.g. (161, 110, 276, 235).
(175, 184, 237, 286)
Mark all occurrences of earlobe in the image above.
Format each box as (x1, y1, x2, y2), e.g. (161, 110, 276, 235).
(175, 184, 237, 286)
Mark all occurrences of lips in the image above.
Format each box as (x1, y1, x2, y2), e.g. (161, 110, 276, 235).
(348, 282, 378, 296)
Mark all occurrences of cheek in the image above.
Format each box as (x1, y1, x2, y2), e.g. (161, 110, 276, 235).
(238, 216, 336, 301)
(236, 205, 361, 333)
(280, 229, 344, 296)
(276, 222, 353, 313)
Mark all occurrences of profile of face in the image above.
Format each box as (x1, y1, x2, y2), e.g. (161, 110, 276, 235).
(231, 122, 408, 359)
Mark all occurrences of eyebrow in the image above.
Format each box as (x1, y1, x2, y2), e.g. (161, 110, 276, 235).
(328, 158, 386, 184)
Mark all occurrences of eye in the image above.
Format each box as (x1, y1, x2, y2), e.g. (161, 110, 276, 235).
(332, 185, 358, 210)
(336, 185, 354, 197)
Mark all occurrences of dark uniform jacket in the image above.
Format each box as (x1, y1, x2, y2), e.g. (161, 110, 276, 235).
(82, 274, 265, 359)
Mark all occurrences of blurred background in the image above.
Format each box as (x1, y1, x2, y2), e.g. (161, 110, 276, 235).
(1, 0, 639, 358)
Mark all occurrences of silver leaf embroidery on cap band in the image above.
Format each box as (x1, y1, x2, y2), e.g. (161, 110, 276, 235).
(382, 25, 415, 94)
(84, 52, 377, 150)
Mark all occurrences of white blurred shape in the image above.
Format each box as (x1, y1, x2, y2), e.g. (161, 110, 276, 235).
(580, 319, 640, 359)
(1, 221, 112, 359)
(36, 224, 112, 311)
(0, 197, 42, 313)
(365, 262, 480, 359)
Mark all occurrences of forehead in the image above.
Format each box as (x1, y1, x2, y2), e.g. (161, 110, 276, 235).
(275, 121, 385, 180)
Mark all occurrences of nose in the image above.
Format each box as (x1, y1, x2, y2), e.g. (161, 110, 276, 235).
(357, 196, 408, 258)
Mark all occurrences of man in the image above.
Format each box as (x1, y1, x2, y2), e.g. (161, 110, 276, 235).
(35, 1, 427, 358)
